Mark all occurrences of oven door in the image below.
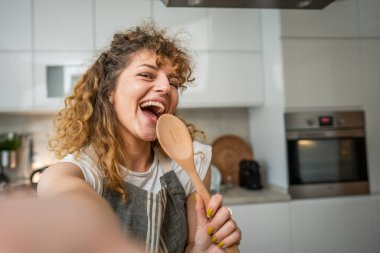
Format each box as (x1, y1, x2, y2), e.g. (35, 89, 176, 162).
(286, 129, 369, 198)
(287, 129, 368, 184)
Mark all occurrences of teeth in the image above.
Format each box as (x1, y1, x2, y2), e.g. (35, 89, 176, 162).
(140, 101, 165, 114)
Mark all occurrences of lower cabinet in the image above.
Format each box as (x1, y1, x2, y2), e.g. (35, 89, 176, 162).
(290, 196, 376, 253)
(370, 195, 380, 253)
(230, 195, 379, 253)
(230, 202, 291, 253)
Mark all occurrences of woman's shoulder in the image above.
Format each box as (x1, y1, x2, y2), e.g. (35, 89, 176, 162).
(57, 147, 104, 195)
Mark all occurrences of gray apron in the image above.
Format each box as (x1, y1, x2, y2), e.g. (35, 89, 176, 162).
(102, 155, 188, 253)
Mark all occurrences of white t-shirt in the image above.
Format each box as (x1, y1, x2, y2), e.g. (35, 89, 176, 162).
(59, 141, 212, 197)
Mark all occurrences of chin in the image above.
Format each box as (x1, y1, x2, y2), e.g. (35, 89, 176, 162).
(140, 133, 157, 142)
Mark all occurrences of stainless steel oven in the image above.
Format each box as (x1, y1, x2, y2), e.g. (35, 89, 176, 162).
(285, 111, 369, 199)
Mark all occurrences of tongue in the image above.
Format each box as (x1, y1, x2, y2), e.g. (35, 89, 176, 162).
(142, 109, 158, 121)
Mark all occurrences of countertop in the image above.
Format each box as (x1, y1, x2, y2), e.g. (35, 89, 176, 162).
(221, 185, 291, 206)
(1, 183, 291, 206)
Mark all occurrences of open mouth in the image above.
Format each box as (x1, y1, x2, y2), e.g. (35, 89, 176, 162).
(139, 101, 166, 119)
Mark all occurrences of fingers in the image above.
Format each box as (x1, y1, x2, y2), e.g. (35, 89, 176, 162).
(194, 193, 208, 228)
(206, 194, 223, 218)
(204, 195, 241, 248)
(211, 220, 242, 248)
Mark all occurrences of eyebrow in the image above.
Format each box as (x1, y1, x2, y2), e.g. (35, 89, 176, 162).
(138, 64, 159, 71)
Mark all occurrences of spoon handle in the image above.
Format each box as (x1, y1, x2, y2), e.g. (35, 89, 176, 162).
(184, 162, 240, 253)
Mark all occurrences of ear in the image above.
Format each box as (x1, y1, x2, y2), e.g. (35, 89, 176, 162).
(109, 92, 115, 104)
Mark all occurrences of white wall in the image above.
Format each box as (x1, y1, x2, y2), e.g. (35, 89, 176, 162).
(249, 10, 288, 189)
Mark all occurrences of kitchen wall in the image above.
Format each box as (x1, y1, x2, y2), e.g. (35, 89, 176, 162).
(0, 107, 251, 168)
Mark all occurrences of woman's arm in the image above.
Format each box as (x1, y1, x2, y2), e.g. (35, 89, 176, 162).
(185, 167, 241, 253)
(0, 162, 144, 253)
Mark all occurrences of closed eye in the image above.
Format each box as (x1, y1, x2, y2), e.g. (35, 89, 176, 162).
(170, 82, 179, 89)
(138, 73, 155, 80)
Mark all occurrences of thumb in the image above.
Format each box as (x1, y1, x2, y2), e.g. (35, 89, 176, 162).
(194, 193, 208, 228)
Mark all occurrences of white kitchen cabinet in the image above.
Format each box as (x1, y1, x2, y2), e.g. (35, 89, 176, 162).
(230, 202, 291, 253)
(358, 0, 380, 37)
(281, 0, 359, 38)
(283, 39, 363, 109)
(208, 8, 261, 51)
(179, 51, 264, 108)
(152, 1, 208, 51)
(33, 52, 93, 109)
(291, 196, 376, 253)
(94, 0, 151, 50)
(370, 195, 380, 253)
(33, 0, 93, 51)
(359, 40, 380, 193)
(0, 52, 33, 109)
(0, 0, 32, 50)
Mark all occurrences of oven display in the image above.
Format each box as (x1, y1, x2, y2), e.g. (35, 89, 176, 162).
(319, 116, 333, 127)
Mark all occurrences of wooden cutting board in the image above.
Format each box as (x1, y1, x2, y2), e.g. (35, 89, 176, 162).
(211, 135, 254, 185)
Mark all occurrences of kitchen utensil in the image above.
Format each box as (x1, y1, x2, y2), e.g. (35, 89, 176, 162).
(156, 114, 240, 253)
(212, 135, 253, 185)
(239, 159, 262, 190)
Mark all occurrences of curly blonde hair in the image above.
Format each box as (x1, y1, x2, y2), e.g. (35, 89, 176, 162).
(49, 21, 195, 199)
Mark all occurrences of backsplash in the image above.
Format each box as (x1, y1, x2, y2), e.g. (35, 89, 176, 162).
(0, 108, 251, 167)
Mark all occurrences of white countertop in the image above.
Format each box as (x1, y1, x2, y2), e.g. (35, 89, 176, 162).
(221, 186, 291, 206)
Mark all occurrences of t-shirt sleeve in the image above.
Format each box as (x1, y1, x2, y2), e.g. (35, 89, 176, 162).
(174, 141, 212, 196)
(58, 153, 104, 196)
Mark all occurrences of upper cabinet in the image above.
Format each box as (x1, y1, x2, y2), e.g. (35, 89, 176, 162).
(0, 0, 265, 111)
(33, 52, 93, 110)
(152, 1, 209, 51)
(208, 8, 261, 51)
(0, 0, 32, 50)
(179, 51, 263, 108)
(283, 39, 363, 108)
(0, 52, 33, 109)
(357, 0, 380, 37)
(281, 0, 359, 37)
(94, 0, 151, 50)
(33, 0, 94, 51)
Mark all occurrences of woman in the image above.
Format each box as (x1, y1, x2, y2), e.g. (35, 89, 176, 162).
(38, 22, 241, 253)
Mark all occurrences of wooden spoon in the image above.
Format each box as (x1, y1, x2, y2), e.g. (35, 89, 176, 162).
(156, 114, 240, 253)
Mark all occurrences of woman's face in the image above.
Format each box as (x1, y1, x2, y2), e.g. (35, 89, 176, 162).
(111, 50, 180, 143)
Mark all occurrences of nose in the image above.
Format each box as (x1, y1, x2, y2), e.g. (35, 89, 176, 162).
(154, 72, 171, 94)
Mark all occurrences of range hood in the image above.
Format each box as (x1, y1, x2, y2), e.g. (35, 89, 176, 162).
(160, 0, 336, 9)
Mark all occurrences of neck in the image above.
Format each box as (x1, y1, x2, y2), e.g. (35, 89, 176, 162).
(122, 136, 154, 173)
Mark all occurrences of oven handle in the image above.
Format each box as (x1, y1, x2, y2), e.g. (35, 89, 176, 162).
(286, 129, 365, 140)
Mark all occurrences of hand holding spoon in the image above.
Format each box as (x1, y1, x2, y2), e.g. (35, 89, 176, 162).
(156, 114, 240, 253)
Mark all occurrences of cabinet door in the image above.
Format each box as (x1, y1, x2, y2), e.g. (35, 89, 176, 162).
(95, 0, 151, 49)
(0, 0, 32, 50)
(152, 1, 208, 51)
(358, 0, 380, 37)
(230, 202, 291, 253)
(281, 0, 359, 37)
(291, 196, 376, 253)
(179, 51, 264, 108)
(34, 52, 93, 109)
(370, 195, 380, 253)
(0, 52, 33, 109)
(283, 39, 363, 108)
(34, 0, 93, 50)
(208, 8, 261, 51)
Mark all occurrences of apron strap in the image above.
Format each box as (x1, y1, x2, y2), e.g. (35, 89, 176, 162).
(155, 147, 172, 174)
